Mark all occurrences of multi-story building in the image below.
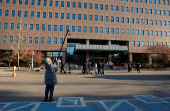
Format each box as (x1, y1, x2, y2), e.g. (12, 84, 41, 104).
(0, 0, 170, 64)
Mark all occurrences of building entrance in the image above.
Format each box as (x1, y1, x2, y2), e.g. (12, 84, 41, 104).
(89, 57, 107, 64)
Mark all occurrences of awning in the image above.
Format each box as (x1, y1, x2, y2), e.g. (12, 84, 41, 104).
(74, 44, 128, 52)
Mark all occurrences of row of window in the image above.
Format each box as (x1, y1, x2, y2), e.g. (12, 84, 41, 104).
(132, 41, 169, 48)
(1, 7, 170, 19)
(2, 35, 170, 48)
(3, 36, 63, 44)
(1, 23, 170, 37)
(1, 0, 170, 8)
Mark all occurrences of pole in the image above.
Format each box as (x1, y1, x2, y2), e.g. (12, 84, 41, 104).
(32, 54, 33, 71)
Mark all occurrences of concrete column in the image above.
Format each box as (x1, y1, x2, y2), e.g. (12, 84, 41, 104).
(128, 53, 132, 62)
(86, 39, 89, 45)
(62, 51, 66, 63)
(108, 40, 111, 45)
(86, 51, 89, 62)
(108, 52, 112, 63)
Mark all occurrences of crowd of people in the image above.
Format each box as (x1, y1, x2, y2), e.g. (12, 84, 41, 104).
(82, 61, 105, 75)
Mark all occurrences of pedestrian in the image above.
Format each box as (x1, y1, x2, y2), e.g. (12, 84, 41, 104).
(97, 61, 101, 75)
(82, 62, 86, 74)
(95, 62, 97, 74)
(128, 63, 131, 72)
(101, 62, 105, 75)
(88, 61, 91, 74)
(61, 62, 64, 73)
(44, 58, 58, 102)
(69, 63, 71, 73)
(136, 63, 140, 73)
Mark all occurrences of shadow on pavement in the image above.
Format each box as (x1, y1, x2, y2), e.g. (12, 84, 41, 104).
(85, 75, 170, 80)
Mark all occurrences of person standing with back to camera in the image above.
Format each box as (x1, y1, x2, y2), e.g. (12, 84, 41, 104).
(44, 58, 58, 102)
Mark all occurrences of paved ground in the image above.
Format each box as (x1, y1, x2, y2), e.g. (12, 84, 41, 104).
(0, 69, 170, 110)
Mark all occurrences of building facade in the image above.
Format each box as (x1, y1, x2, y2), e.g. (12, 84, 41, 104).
(0, 0, 170, 64)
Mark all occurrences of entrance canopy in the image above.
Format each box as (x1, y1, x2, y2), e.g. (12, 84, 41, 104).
(74, 44, 128, 52)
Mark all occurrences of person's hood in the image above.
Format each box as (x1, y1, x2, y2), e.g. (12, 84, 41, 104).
(45, 58, 52, 65)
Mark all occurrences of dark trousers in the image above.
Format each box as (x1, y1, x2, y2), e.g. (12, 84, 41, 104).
(45, 85, 55, 100)
(98, 68, 100, 74)
(137, 68, 140, 73)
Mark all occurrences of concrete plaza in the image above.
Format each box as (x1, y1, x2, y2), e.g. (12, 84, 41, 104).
(0, 70, 170, 110)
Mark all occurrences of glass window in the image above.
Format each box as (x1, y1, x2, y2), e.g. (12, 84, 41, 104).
(41, 37, 44, 44)
(131, 7, 133, 13)
(151, 30, 153, 36)
(141, 30, 144, 35)
(54, 38, 57, 44)
(73, 2, 76, 8)
(43, 12, 46, 18)
(150, 9, 152, 14)
(131, 18, 134, 24)
(126, 7, 128, 12)
(95, 4, 98, 9)
(95, 27, 98, 33)
(167, 11, 170, 16)
(146, 30, 149, 36)
(35, 37, 38, 43)
(78, 3, 81, 8)
(84, 3, 87, 9)
(101, 16, 103, 21)
(67, 13, 69, 19)
(54, 25, 57, 31)
(32, 0, 34, 5)
(145, 19, 148, 25)
(145, 8, 147, 14)
(160, 42, 163, 47)
(89, 15, 92, 21)
(72, 14, 75, 20)
(100, 4, 103, 10)
(122, 29, 124, 34)
(23, 37, 26, 43)
(106, 28, 109, 33)
(60, 38, 63, 44)
(5, 10, 8, 16)
(72, 26, 75, 32)
(137, 41, 140, 47)
(106, 16, 108, 22)
(147, 41, 149, 47)
(55, 13, 58, 19)
(142, 41, 144, 47)
(78, 26, 81, 32)
(49, 12, 52, 18)
(48, 37, 51, 44)
(165, 42, 167, 47)
(30, 24, 33, 30)
(164, 31, 167, 37)
(44, 0, 47, 6)
(116, 6, 119, 11)
(11, 23, 14, 29)
(158, 10, 161, 15)
(140, 8, 143, 14)
(132, 29, 134, 35)
(154, 9, 156, 15)
(116, 17, 119, 22)
(136, 18, 139, 24)
(3, 36, 7, 43)
(4, 23, 8, 29)
(42, 24, 45, 31)
(127, 29, 129, 35)
(31, 11, 34, 17)
(61, 13, 64, 19)
(90, 3, 92, 9)
(66, 25, 69, 31)
(159, 20, 162, 26)
(126, 18, 129, 23)
(0, 22, 1, 29)
(121, 17, 124, 23)
(168, 21, 170, 26)
(67, 2, 70, 7)
(150, 20, 153, 25)
(136, 8, 138, 13)
(106, 5, 108, 10)
(155, 31, 158, 36)
(169, 32, 170, 37)
(38, 0, 41, 5)
(78, 14, 81, 20)
(121, 6, 123, 12)
(55, 1, 58, 7)
(101, 27, 103, 33)
(13, 0, 16, 4)
(84, 26, 87, 32)
(117, 28, 119, 34)
(19, 0, 22, 4)
(163, 10, 165, 15)
(155, 20, 157, 25)
(24, 24, 27, 30)
(10, 36, 13, 43)
(18, 11, 21, 17)
(16, 36, 19, 43)
(37, 12, 40, 18)
(153, 0, 156, 4)
(141, 19, 143, 24)
(12, 10, 15, 17)
(149, 0, 151, 3)
(36, 24, 39, 30)
(24, 11, 27, 17)
(145, 0, 147, 3)
(162, 0, 165, 5)
(17, 24, 20, 30)
(29, 37, 32, 43)
(167, 0, 169, 5)
(164, 21, 166, 26)
(84, 14, 87, 20)
(89, 27, 92, 33)
(132, 41, 135, 47)
(137, 30, 139, 35)
(111, 5, 113, 11)
(0, 10, 1, 16)
(60, 25, 63, 31)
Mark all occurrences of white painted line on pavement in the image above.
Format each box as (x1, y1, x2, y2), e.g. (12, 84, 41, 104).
(99, 101, 111, 111)
(110, 100, 123, 111)
(6, 103, 34, 111)
(124, 100, 143, 111)
(30, 103, 41, 111)
(0, 103, 12, 111)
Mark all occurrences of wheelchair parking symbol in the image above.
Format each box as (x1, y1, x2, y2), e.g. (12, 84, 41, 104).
(57, 97, 86, 107)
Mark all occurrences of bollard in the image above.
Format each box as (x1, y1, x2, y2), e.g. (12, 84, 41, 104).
(12, 66, 16, 77)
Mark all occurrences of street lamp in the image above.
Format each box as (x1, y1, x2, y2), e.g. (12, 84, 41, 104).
(58, 30, 71, 60)
(32, 51, 34, 71)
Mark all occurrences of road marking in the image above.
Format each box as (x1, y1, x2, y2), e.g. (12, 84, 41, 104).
(110, 100, 123, 111)
(124, 100, 143, 111)
(99, 101, 111, 111)
(6, 103, 34, 111)
(30, 103, 41, 111)
(0, 103, 12, 111)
